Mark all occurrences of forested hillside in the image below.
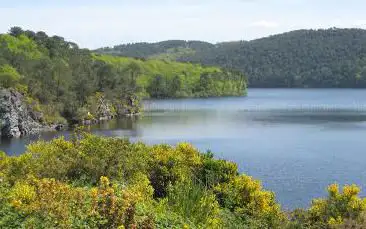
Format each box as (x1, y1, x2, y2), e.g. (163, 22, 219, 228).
(0, 27, 246, 125)
(97, 28, 366, 88)
(97, 40, 214, 61)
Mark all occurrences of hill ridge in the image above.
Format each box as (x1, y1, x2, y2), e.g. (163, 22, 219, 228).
(96, 28, 366, 88)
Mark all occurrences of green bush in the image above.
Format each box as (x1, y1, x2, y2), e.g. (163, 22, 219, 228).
(2, 133, 366, 228)
(198, 150, 238, 187)
(166, 181, 222, 228)
(0, 64, 21, 88)
(307, 184, 366, 228)
(214, 175, 285, 228)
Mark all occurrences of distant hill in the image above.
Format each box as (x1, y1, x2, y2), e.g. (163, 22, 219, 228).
(96, 28, 366, 88)
(96, 40, 214, 61)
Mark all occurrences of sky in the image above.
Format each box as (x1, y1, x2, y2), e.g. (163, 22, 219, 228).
(1, 0, 366, 49)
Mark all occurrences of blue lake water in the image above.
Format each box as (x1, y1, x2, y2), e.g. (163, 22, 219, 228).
(2, 88, 366, 209)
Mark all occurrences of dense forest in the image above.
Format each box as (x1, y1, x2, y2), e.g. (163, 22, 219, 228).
(0, 27, 246, 125)
(0, 132, 365, 228)
(97, 40, 214, 61)
(97, 28, 366, 88)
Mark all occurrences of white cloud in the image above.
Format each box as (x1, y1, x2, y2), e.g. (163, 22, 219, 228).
(249, 20, 279, 28)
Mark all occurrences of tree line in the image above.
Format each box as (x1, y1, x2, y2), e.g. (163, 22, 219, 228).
(97, 28, 366, 88)
(0, 27, 247, 124)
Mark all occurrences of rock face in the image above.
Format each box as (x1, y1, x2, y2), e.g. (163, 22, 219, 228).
(115, 95, 141, 117)
(96, 95, 114, 121)
(0, 88, 52, 138)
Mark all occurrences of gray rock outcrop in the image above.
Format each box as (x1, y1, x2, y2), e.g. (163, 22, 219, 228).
(96, 95, 114, 121)
(115, 95, 141, 116)
(0, 88, 52, 138)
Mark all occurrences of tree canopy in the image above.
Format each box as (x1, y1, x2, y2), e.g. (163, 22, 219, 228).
(0, 27, 247, 124)
(97, 28, 366, 88)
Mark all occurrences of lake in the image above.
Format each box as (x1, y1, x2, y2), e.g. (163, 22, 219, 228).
(2, 88, 366, 210)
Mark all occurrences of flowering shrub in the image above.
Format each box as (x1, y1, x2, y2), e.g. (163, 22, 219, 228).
(214, 175, 285, 228)
(307, 184, 366, 228)
(1, 133, 366, 228)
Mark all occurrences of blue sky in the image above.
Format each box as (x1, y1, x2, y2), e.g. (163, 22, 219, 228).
(1, 0, 366, 48)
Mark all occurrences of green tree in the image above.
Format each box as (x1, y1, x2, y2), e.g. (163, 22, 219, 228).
(9, 26, 24, 37)
(147, 75, 169, 98)
(97, 28, 366, 88)
(169, 75, 182, 97)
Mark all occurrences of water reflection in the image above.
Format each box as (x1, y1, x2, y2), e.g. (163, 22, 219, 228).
(2, 89, 366, 209)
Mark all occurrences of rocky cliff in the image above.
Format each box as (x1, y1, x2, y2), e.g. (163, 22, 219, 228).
(80, 93, 140, 125)
(0, 88, 54, 138)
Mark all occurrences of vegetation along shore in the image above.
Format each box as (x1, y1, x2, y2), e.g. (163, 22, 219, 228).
(2, 26, 366, 228)
(0, 27, 247, 138)
(1, 133, 366, 228)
